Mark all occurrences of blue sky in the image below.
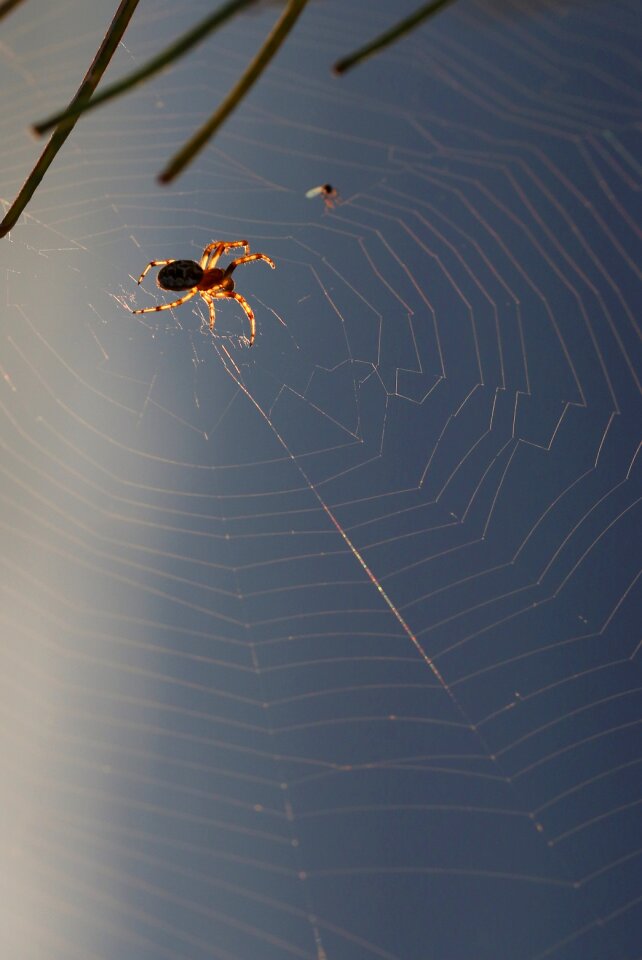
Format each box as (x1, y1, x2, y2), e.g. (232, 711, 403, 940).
(0, 1, 640, 957)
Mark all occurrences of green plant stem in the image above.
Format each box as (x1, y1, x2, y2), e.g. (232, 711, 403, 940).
(333, 0, 457, 75)
(33, 0, 260, 136)
(158, 0, 309, 184)
(0, 0, 140, 239)
(0, 0, 26, 22)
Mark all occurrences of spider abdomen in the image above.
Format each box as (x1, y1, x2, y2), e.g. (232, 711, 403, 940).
(157, 260, 203, 291)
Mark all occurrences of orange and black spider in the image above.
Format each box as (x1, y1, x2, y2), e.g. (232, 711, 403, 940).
(129, 240, 275, 346)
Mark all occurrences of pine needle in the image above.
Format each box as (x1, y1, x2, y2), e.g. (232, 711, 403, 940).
(158, 0, 309, 184)
(33, 0, 259, 136)
(333, 0, 456, 76)
(0, 0, 141, 238)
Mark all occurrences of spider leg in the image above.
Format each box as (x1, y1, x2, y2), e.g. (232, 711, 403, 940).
(216, 291, 256, 346)
(130, 289, 197, 314)
(200, 243, 223, 269)
(223, 253, 275, 278)
(201, 240, 250, 269)
(136, 259, 174, 285)
(201, 292, 217, 331)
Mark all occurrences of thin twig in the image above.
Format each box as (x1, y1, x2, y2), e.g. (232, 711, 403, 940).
(333, 0, 457, 75)
(0, 0, 140, 239)
(0, 0, 26, 23)
(158, 0, 309, 184)
(33, 0, 260, 136)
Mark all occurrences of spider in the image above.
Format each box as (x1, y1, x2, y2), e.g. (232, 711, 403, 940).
(129, 240, 275, 346)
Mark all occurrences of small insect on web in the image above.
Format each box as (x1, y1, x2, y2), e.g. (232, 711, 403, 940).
(129, 240, 275, 346)
(305, 184, 340, 210)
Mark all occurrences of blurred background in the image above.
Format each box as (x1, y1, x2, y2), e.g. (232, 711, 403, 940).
(1, 1, 640, 957)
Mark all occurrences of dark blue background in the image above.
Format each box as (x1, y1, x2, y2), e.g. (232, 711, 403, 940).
(0, 1, 640, 958)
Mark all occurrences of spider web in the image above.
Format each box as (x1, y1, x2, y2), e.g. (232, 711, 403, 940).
(1, 1, 641, 958)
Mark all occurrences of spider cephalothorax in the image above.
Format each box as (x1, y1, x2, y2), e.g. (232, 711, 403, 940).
(130, 241, 275, 346)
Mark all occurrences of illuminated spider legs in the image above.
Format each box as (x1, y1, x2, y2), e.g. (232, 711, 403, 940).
(202, 293, 217, 331)
(201, 240, 250, 270)
(200, 291, 254, 344)
(135, 259, 174, 285)
(130, 288, 198, 315)
(215, 291, 256, 345)
(202, 244, 223, 270)
(223, 253, 276, 277)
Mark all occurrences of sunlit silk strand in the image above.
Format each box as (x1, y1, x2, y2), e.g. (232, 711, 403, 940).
(317, 500, 449, 687)
(220, 354, 450, 692)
